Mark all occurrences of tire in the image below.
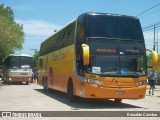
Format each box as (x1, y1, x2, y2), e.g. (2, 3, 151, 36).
(3, 80, 6, 83)
(43, 79, 51, 92)
(43, 80, 47, 92)
(3, 79, 8, 84)
(67, 79, 77, 103)
(114, 99, 122, 104)
(26, 82, 29, 85)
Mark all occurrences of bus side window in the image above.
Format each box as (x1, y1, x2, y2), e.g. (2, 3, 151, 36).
(76, 14, 86, 76)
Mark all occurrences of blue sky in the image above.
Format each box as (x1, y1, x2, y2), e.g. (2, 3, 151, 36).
(1, 0, 160, 55)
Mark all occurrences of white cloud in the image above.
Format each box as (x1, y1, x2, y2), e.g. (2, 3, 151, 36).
(14, 19, 63, 55)
(16, 19, 62, 36)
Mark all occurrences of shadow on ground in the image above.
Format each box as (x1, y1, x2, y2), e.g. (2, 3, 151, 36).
(34, 88, 144, 110)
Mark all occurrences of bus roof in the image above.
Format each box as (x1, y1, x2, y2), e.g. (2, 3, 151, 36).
(85, 12, 138, 19)
(40, 12, 139, 46)
(8, 54, 32, 57)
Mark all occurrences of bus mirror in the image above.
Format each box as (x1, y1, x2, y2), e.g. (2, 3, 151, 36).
(82, 44, 90, 65)
(146, 48, 158, 69)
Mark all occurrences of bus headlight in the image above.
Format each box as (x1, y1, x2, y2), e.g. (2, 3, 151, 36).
(87, 79, 102, 86)
(9, 78, 12, 81)
(136, 80, 147, 86)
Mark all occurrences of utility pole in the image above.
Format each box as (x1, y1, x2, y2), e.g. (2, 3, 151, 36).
(157, 30, 159, 54)
(153, 25, 156, 51)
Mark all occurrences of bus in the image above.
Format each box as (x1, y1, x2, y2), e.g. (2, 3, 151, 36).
(38, 12, 158, 103)
(2, 54, 33, 85)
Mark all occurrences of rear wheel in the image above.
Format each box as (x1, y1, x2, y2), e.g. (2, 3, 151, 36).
(43, 79, 51, 92)
(67, 79, 77, 102)
(3, 79, 7, 83)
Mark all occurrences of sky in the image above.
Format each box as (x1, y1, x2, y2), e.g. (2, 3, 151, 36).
(0, 0, 160, 55)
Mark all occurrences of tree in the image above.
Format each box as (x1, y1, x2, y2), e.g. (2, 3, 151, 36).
(147, 53, 160, 76)
(0, 4, 24, 65)
(32, 51, 39, 72)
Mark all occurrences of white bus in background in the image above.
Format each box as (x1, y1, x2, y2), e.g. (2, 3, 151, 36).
(2, 54, 33, 85)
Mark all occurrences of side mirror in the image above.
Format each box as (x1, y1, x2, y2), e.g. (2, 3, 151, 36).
(146, 48, 158, 68)
(82, 44, 90, 65)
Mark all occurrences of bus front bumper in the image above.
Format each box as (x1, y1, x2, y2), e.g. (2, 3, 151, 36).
(77, 82, 146, 99)
(7, 76, 32, 83)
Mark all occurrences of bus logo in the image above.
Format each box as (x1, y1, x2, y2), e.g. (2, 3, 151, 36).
(2, 112, 11, 117)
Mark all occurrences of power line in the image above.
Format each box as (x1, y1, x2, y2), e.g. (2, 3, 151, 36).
(139, 7, 160, 19)
(105, 0, 121, 11)
(143, 22, 160, 30)
(143, 21, 160, 30)
(137, 2, 160, 17)
(143, 20, 160, 28)
(144, 32, 154, 37)
(92, 0, 109, 12)
(143, 25, 160, 32)
(93, 0, 121, 12)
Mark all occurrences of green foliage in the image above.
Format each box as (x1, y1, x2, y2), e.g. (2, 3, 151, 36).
(32, 51, 39, 72)
(147, 54, 160, 76)
(0, 4, 14, 20)
(147, 53, 152, 67)
(0, 4, 24, 65)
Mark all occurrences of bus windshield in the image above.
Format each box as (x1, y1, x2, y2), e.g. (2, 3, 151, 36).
(86, 14, 144, 40)
(88, 38, 146, 76)
(6, 56, 32, 69)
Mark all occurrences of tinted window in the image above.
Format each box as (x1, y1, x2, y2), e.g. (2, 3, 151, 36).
(5, 56, 32, 69)
(86, 15, 144, 40)
(86, 38, 146, 76)
(88, 38, 118, 55)
(119, 41, 145, 55)
(40, 22, 75, 56)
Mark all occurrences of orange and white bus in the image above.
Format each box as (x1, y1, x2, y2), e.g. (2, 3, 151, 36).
(2, 54, 33, 85)
(38, 12, 158, 103)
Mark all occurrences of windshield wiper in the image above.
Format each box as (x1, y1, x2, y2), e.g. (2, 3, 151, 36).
(123, 71, 139, 77)
(101, 71, 120, 76)
(133, 72, 138, 76)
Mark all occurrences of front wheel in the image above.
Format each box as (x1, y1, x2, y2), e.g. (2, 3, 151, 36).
(67, 80, 77, 103)
(114, 99, 122, 103)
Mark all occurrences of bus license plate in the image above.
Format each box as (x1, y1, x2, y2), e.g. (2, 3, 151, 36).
(114, 91, 125, 95)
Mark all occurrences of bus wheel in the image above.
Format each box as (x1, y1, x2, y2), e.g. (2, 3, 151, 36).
(114, 99, 122, 103)
(67, 79, 77, 103)
(43, 80, 47, 92)
(43, 80, 51, 92)
(3, 80, 6, 84)
(26, 82, 29, 85)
